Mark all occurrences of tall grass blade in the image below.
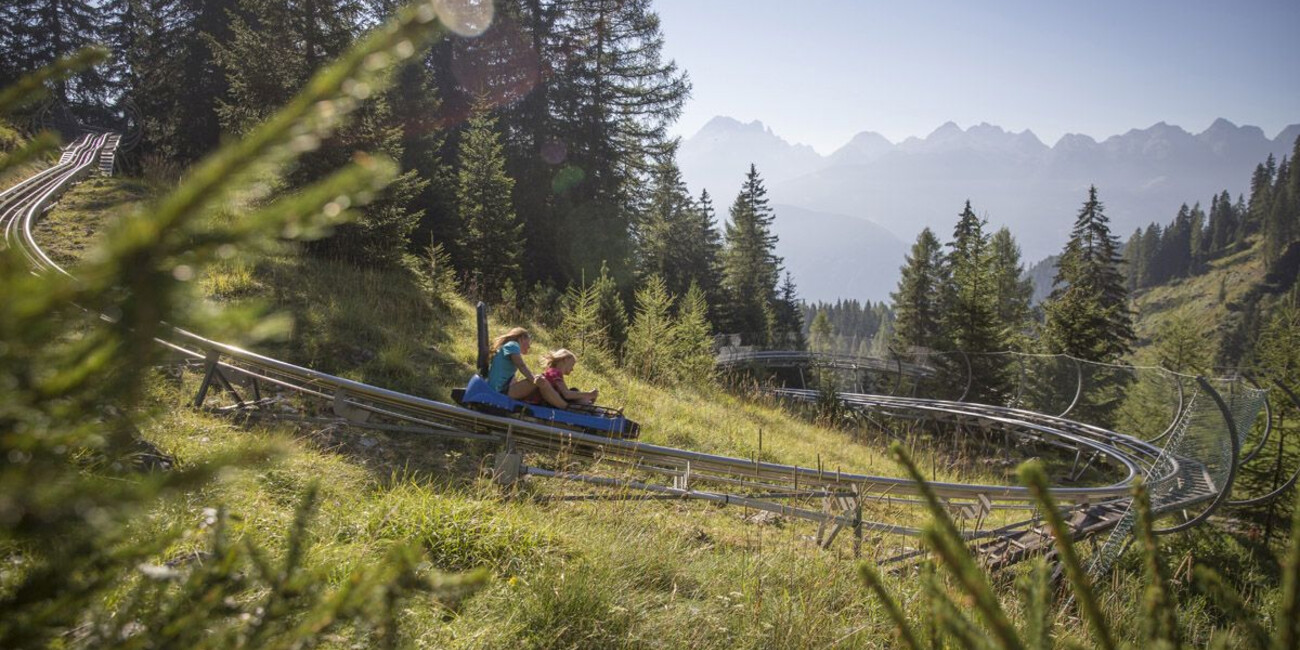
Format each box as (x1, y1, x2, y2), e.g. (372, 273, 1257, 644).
(1017, 461, 1117, 650)
(858, 563, 923, 650)
(891, 442, 1026, 650)
(1133, 478, 1179, 647)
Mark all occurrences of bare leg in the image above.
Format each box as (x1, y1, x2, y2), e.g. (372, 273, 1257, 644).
(535, 380, 568, 408)
(507, 379, 537, 401)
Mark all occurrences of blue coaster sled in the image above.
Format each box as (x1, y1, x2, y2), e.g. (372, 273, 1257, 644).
(450, 302, 640, 439)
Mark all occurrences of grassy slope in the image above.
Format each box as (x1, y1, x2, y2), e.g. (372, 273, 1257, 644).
(35, 176, 1281, 647)
(1129, 239, 1267, 358)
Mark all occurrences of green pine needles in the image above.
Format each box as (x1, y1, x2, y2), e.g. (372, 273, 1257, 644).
(862, 444, 1300, 649)
(0, 4, 490, 648)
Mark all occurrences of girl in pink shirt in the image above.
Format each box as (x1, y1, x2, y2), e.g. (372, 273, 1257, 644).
(530, 348, 598, 407)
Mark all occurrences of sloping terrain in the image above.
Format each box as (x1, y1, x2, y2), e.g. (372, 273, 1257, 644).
(30, 175, 1280, 647)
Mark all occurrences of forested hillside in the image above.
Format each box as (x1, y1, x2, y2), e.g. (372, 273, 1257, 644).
(0, 0, 802, 349)
(5, 2, 1300, 648)
(1119, 138, 1300, 369)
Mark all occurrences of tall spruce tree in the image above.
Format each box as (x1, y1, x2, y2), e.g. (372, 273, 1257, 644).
(1042, 185, 1135, 363)
(592, 260, 628, 352)
(376, 0, 454, 274)
(106, 0, 191, 163)
(545, 0, 690, 287)
(0, 0, 109, 111)
(721, 164, 782, 344)
(1189, 201, 1207, 273)
(1208, 190, 1237, 255)
(215, 0, 422, 266)
(177, 0, 236, 161)
(989, 226, 1034, 344)
(941, 201, 1009, 403)
(1265, 155, 1294, 266)
(637, 143, 701, 296)
(1124, 228, 1144, 292)
(690, 188, 726, 319)
(1242, 154, 1276, 240)
(770, 272, 805, 350)
(456, 101, 522, 302)
(891, 227, 946, 351)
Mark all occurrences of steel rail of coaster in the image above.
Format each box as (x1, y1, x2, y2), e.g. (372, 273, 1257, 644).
(724, 346, 1278, 571)
(5, 136, 1290, 569)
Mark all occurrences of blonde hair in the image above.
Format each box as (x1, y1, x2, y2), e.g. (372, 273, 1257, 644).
(540, 348, 577, 369)
(490, 327, 529, 354)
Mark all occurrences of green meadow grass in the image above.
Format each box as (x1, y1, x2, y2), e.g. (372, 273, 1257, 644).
(29, 178, 1291, 647)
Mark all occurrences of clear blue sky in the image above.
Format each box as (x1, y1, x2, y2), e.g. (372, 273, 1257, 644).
(656, 0, 1300, 153)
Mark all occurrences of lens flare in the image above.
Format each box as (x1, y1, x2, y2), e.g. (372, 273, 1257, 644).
(541, 139, 567, 165)
(435, 0, 494, 37)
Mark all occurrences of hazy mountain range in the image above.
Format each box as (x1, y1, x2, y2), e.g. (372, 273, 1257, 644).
(680, 117, 1299, 302)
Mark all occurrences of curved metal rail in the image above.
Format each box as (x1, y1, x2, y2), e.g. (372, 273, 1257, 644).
(3, 136, 1281, 566)
(723, 348, 1275, 521)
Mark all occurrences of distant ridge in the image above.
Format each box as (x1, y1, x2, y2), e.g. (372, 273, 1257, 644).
(680, 117, 1299, 302)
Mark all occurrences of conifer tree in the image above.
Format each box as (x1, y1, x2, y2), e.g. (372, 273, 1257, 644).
(1124, 228, 1144, 293)
(105, 0, 188, 163)
(891, 227, 945, 351)
(1208, 190, 1237, 255)
(637, 143, 703, 297)
(624, 274, 675, 382)
(118, 0, 236, 164)
(456, 100, 522, 302)
(809, 310, 832, 353)
(669, 281, 715, 386)
(380, 13, 453, 271)
(1188, 201, 1207, 273)
(1042, 185, 1135, 363)
(0, 0, 108, 108)
(215, 0, 366, 133)
(1152, 312, 1211, 374)
(941, 201, 1009, 402)
(101, 0, 139, 99)
(215, 0, 421, 266)
(558, 276, 612, 367)
(869, 315, 893, 357)
(690, 188, 726, 318)
(592, 260, 628, 352)
(1138, 223, 1162, 288)
(770, 272, 805, 349)
(546, 0, 690, 286)
(989, 226, 1034, 344)
(1265, 155, 1294, 265)
(1242, 154, 1276, 240)
(721, 164, 782, 343)
(1161, 203, 1193, 280)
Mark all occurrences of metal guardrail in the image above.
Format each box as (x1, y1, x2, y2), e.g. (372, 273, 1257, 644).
(4, 135, 1285, 566)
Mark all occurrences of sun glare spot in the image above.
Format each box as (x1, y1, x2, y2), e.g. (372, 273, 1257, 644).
(541, 139, 567, 165)
(435, 0, 494, 37)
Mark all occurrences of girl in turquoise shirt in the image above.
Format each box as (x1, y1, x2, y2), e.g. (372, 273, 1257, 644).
(487, 327, 538, 400)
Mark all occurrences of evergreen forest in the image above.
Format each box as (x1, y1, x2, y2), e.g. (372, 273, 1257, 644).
(4, 1, 1300, 648)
